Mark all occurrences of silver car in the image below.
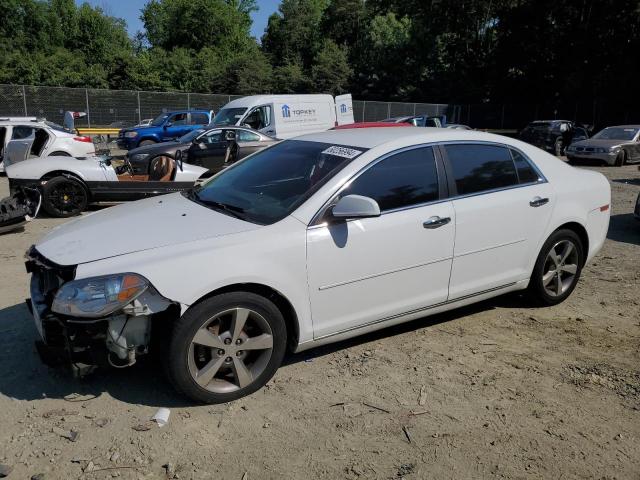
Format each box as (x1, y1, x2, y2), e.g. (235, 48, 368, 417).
(566, 125, 640, 166)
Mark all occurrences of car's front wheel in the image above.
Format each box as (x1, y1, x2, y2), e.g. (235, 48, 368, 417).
(528, 229, 584, 306)
(41, 176, 89, 217)
(138, 139, 156, 147)
(614, 151, 626, 167)
(165, 292, 287, 404)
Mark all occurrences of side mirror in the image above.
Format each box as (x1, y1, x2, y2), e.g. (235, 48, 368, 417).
(164, 122, 173, 129)
(331, 195, 381, 220)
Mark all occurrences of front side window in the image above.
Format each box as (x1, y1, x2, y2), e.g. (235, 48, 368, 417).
(12, 126, 34, 139)
(445, 144, 518, 195)
(199, 129, 222, 144)
(244, 106, 271, 130)
(190, 113, 209, 125)
(340, 147, 439, 211)
(169, 113, 188, 126)
(186, 140, 366, 225)
(151, 113, 169, 126)
(178, 129, 205, 143)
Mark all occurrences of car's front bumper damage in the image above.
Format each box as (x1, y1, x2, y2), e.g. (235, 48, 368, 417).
(25, 247, 176, 376)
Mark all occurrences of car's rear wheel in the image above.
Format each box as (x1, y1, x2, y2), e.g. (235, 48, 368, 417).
(528, 229, 584, 306)
(165, 292, 287, 404)
(41, 176, 88, 217)
(139, 139, 156, 147)
(614, 151, 626, 167)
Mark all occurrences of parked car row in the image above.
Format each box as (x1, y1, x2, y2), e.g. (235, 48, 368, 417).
(518, 120, 640, 166)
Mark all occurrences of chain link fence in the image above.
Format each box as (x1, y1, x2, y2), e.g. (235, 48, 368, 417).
(1, 84, 637, 130)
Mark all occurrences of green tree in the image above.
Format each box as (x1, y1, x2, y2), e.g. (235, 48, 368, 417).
(311, 39, 352, 94)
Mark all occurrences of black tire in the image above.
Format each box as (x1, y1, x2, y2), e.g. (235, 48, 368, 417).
(138, 139, 156, 147)
(41, 176, 88, 217)
(554, 138, 564, 157)
(527, 229, 584, 306)
(165, 292, 287, 404)
(614, 151, 626, 167)
(48, 151, 71, 156)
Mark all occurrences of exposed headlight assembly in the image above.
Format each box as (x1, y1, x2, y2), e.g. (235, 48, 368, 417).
(124, 131, 139, 138)
(52, 273, 149, 318)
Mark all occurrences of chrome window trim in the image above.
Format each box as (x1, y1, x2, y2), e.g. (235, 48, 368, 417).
(308, 140, 547, 229)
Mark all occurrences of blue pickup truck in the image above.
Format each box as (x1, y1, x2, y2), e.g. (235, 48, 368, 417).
(117, 109, 214, 150)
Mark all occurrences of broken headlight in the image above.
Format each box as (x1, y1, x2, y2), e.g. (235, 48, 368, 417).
(52, 273, 148, 318)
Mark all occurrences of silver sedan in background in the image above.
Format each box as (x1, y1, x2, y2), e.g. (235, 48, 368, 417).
(566, 125, 640, 166)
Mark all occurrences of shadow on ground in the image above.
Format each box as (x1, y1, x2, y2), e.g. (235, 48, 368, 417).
(607, 213, 640, 246)
(0, 292, 536, 407)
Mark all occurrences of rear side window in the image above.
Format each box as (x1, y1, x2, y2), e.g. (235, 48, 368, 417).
(237, 130, 260, 142)
(445, 144, 518, 195)
(341, 147, 439, 211)
(190, 113, 209, 125)
(511, 149, 540, 184)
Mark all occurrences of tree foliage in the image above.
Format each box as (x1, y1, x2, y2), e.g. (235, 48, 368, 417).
(0, 0, 638, 109)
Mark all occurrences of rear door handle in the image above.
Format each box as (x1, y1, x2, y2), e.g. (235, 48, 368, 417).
(423, 216, 451, 229)
(529, 196, 549, 207)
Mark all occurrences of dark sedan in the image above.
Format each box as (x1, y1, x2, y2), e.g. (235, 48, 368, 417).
(126, 126, 279, 176)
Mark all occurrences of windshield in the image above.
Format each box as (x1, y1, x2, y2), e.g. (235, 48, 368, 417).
(151, 113, 170, 126)
(593, 127, 639, 141)
(178, 129, 205, 143)
(184, 140, 367, 225)
(211, 108, 247, 126)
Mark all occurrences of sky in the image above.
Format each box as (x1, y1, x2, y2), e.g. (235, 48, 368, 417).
(74, 0, 281, 40)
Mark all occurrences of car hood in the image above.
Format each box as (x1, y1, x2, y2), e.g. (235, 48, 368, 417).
(128, 141, 187, 157)
(35, 193, 260, 266)
(570, 139, 624, 148)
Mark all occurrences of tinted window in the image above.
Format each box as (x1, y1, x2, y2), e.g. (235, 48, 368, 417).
(511, 149, 540, 184)
(12, 126, 34, 139)
(341, 147, 439, 211)
(237, 130, 260, 142)
(445, 144, 518, 195)
(190, 113, 209, 125)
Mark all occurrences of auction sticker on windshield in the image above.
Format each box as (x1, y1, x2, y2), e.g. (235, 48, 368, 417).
(321, 146, 363, 159)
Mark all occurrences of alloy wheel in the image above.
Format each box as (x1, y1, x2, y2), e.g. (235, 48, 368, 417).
(187, 308, 274, 393)
(49, 182, 85, 214)
(541, 239, 579, 297)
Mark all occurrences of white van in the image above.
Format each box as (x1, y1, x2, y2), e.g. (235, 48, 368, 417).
(210, 94, 354, 139)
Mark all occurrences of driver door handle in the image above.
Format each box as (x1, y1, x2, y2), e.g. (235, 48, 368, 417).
(529, 196, 549, 207)
(423, 216, 451, 229)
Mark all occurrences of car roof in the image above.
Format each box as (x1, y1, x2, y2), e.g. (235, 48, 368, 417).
(295, 127, 513, 149)
(333, 122, 414, 129)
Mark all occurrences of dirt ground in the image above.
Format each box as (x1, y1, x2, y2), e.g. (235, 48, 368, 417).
(0, 161, 638, 480)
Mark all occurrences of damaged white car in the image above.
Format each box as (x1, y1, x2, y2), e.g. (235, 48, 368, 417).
(26, 128, 610, 403)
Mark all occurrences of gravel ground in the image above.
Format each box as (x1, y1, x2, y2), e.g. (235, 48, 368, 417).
(0, 161, 638, 480)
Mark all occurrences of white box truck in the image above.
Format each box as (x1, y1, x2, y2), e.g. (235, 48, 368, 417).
(210, 94, 355, 139)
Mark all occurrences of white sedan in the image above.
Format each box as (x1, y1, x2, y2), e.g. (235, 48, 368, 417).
(0, 118, 96, 172)
(26, 128, 610, 403)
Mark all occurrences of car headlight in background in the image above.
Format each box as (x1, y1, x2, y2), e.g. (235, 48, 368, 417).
(124, 131, 139, 138)
(129, 153, 149, 162)
(52, 273, 149, 318)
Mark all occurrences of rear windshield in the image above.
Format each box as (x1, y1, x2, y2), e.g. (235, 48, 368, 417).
(184, 140, 367, 225)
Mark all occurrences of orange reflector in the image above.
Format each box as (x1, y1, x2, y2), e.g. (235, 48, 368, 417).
(600, 204, 609, 212)
(118, 275, 144, 302)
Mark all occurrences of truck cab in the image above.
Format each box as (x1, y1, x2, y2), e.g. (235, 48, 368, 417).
(117, 110, 213, 150)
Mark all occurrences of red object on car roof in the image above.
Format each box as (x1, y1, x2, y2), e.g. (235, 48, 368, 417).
(332, 122, 415, 130)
